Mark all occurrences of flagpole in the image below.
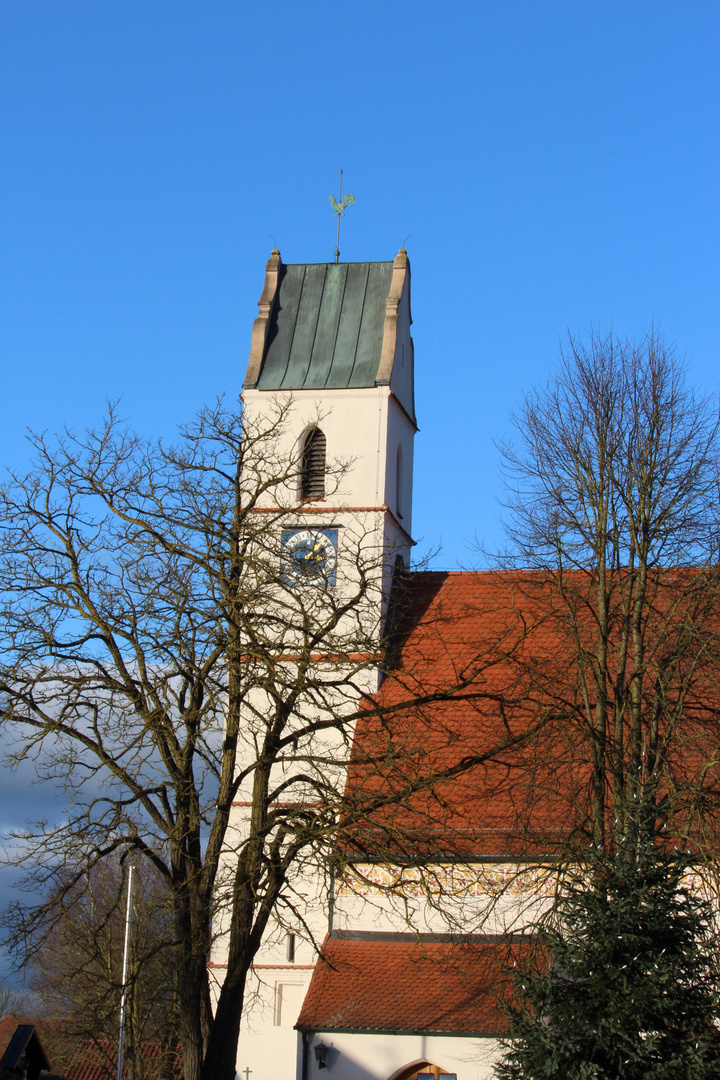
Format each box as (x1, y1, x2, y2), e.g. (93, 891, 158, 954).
(117, 864, 135, 1080)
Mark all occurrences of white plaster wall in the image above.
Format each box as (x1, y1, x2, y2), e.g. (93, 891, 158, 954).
(228, 663, 381, 795)
(242, 386, 415, 536)
(333, 863, 557, 937)
(213, 376, 420, 1079)
(384, 397, 415, 536)
(241, 385, 414, 640)
(235, 1025, 501, 1080)
(298, 1030, 501, 1080)
(209, 809, 331, 975)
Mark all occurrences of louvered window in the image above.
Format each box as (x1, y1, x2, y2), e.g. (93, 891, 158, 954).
(300, 427, 326, 500)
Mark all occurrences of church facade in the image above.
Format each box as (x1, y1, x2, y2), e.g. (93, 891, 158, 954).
(209, 248, 564, 1080)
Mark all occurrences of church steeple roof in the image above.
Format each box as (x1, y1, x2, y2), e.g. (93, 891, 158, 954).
(243, 249, 413, 413)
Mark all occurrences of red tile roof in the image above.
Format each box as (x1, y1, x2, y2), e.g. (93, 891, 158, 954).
(348, 573, 587, 856)
(63, 1041, 181, 1080)
(0, 1022, 181, 1080)
(0, 1018, 65, 1076)
(296, 935, 528, 1035)
(0, 1024, 51, 1072)
(0, 1017, 27, 1060)
(346, 570, 720, 857)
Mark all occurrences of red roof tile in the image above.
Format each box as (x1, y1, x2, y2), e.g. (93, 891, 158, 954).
(63, 1041, 181, 1080)
(346, 571, 720, 857)
(0, 1017, 25, 1060)
(0, 1018, 66, 1076)
(0, 1023, 181, 1080)
(296, 935, 528, 1035)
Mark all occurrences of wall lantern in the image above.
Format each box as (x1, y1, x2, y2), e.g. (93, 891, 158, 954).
(314, 1042, 329, 1070)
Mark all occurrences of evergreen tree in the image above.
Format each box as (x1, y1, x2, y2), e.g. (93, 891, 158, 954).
(496, 824, 720, 1079)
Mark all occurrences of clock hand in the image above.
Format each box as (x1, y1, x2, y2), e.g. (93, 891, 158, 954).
(304, 540, 324, 564)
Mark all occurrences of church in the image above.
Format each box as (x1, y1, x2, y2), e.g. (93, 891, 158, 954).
(204, 245, 565, 1080)
(209, 247, 717, 1080)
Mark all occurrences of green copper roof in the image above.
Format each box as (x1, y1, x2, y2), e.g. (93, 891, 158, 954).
(253, 261, 393, 390)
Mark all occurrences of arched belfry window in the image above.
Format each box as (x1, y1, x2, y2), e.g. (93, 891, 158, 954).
(300, 427, 326, 500)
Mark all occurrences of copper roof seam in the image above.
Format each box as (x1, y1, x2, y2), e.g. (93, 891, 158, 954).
(347, 262, 371, 385)
(325, 263, 349, 389)
(281, 262, 306, 388)
(300, 263, 326, 389)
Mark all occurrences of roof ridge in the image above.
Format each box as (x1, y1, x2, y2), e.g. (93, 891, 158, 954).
(281, 260, 394, 267)
(330, 930, 533, 943)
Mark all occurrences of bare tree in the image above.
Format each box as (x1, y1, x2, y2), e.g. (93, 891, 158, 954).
(24, 857, 176, 1080)
(0, 976, 21, 1021)
(0, 398, 541, 1080)
(498, 330, 720, 848)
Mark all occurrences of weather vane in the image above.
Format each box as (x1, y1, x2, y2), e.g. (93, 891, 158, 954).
(329, 169, 355, 263)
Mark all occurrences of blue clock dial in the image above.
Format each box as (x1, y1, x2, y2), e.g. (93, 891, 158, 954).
(281, 528, 338, 586)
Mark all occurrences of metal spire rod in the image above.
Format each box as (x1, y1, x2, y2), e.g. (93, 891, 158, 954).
(335, 169, 343, 263)
(329, 170, 355, 263)
(117, 864, 135, 1080)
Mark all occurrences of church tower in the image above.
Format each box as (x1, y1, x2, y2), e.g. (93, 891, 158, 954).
(241, 247, 416, 652)
(212, 248, 418, 1080)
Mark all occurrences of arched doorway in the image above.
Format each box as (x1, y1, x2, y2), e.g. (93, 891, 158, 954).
(389, 1064, 455, 1080)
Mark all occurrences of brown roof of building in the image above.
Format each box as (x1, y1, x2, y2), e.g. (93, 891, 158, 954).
(0, 1024, 51, 1074)
(0, 1018, 65, 1076)
(63, 1041, 181, 1080)
(348, 572, 582, 857)
(347, 569, 720, 858)
(0, 1017, 25, 1060)
(0, 1021, 180, 1080)
(296, 934, 528, 1035)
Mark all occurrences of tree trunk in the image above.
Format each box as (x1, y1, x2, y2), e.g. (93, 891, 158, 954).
(200, 970, 248, 1080)
(177, 954, 210, 1080)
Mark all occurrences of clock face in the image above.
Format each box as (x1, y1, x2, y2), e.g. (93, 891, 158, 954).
(281, 528, 338, 586)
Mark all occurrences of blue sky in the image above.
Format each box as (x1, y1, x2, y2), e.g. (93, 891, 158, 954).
(2, 1, 718, 565)
(0, 0, 718, 978)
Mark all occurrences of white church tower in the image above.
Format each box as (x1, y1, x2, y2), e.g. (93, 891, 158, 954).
(242, 246, 416, 638)
(211, 247, 417, 1080)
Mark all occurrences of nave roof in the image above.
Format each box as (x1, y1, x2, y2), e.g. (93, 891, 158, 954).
(346, 569, 720, 858)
